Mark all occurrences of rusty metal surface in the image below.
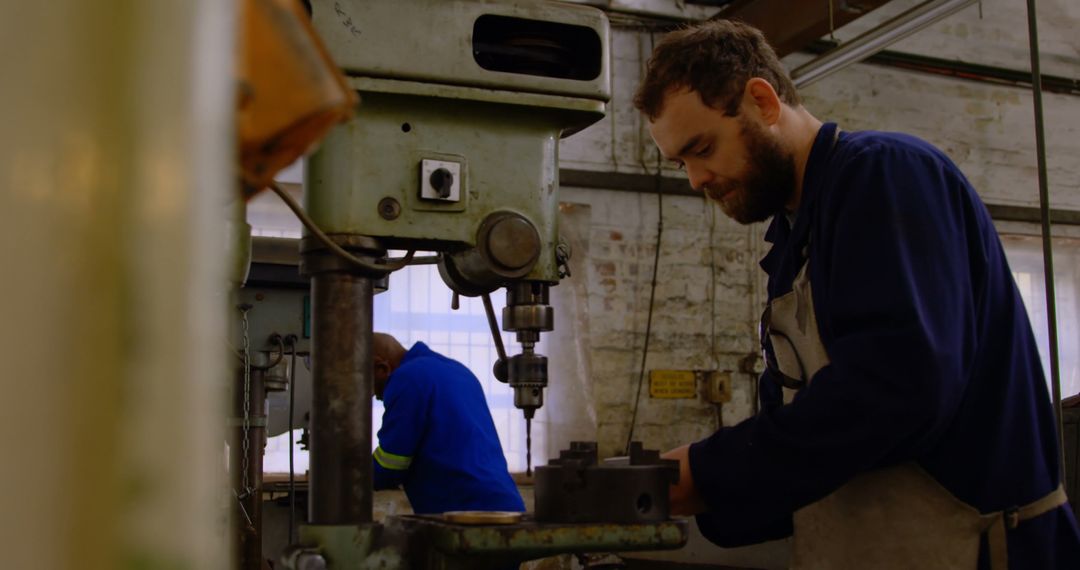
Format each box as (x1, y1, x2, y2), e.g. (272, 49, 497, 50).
(291, 515, 687, 569)
(398, 515, 689, 557)
(307, 267, 376, 525)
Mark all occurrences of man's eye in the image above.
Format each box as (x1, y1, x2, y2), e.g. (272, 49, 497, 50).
(695, 145, 712, 158)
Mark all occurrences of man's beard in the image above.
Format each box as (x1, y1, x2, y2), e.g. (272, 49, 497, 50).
(708, 116, 796, 224)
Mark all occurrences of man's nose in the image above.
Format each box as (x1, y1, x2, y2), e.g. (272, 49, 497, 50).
(686, 164, 713, 193)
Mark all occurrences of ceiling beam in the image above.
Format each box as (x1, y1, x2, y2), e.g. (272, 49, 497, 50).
(716, 0, 893, 56)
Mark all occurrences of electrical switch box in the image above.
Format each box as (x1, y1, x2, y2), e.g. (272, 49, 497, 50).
(702, 370, 733, 404)
(420, 159, 461, 202)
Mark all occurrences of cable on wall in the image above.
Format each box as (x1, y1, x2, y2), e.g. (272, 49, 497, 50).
(624, 159, 664, 455)
(624, 29, 664, 455)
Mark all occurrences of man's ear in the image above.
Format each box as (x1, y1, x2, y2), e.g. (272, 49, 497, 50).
(743, 77, 782, 126)
(373, 357, 390, 378)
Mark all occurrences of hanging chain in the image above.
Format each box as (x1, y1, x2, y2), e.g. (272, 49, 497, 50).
(238, 303, 254, 499)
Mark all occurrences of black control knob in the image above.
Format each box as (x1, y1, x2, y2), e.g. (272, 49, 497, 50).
(430, 167, 454, 198)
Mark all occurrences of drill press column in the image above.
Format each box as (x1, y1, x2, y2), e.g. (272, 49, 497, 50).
(301, 236, 386, 525)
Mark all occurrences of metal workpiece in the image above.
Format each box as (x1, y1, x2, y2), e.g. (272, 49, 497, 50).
(303, 239, 381, 525)
(535, 442, 681, 524)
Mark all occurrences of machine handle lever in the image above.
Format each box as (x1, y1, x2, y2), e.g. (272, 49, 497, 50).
(482, 292, 509, 383)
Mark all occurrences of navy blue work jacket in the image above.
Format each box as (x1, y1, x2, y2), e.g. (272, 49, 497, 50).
(689, 123, 1080, 568)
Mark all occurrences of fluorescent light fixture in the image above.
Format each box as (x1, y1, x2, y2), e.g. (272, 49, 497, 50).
(792, 0, 979, 88)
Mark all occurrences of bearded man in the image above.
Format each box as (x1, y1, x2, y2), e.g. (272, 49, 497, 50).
(635, 19, 1080, 569)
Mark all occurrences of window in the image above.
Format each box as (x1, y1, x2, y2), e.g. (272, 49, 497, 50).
(263, 264, 545, 475)
(1001, 234, 1080, 400)
(373, 263, 546, 473)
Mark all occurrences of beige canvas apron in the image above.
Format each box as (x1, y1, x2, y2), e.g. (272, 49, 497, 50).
(765, 260, 1067, 569)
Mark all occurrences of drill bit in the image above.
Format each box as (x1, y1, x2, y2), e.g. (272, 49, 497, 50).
(526, 416, 532, 477)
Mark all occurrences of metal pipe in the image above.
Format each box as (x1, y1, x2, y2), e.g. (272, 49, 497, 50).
(1024, 0, 1065, 475)
(232, 367, 267, 570)
(800, 39, 1080, 97)
(792, 0, 978, 88)
(309, 271, 375, 524)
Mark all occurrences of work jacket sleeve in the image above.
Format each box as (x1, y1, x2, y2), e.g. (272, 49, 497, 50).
(687, 143, 977, 545)
(373, 365, 434, 490)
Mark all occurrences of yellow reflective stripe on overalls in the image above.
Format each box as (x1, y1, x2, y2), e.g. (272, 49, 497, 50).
(373, 446, 412, 471)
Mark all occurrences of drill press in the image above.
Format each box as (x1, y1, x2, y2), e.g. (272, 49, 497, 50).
(304, 0, 604, 524)
(282, 1, 687, 567)
(304, 0, 603, 491)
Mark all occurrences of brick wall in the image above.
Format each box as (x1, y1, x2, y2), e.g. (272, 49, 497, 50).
(555, 0, 1080, 457)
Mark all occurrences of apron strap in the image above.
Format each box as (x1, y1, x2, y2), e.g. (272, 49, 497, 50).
(982, 484, 1068, 570)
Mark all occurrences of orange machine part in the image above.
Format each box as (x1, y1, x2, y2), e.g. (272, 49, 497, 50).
(237, 0, 357, 197)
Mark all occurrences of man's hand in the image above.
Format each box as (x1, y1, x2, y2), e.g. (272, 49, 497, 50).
(662, 444, 707, 516)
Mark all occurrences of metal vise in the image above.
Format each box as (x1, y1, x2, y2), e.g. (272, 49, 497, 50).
(535, 442, 681, 524)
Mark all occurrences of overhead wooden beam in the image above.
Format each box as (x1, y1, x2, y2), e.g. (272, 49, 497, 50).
(716, 0, 893, 56)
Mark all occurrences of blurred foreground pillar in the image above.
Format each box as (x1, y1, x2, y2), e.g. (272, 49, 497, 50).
(0, 1, 235, 568)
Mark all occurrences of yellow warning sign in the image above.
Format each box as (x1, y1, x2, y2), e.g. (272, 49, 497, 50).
(649, 370, 697, 399)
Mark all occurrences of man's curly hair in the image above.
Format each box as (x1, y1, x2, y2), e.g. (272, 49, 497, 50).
(634, 20, 800, 119)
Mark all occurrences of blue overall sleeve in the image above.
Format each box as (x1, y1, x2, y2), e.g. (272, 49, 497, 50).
(690, 143, 977, 545)
(373, 366, 434, 490)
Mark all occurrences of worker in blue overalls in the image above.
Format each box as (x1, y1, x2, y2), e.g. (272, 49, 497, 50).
(634, 19, 1080, 569)
(370, 333, 524, 514)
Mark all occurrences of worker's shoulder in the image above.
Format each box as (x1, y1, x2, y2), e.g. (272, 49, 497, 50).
(836, 129, 957, 171)
(395, 350, 476, 385)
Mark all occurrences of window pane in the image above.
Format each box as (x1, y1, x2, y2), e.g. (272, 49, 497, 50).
(1001, 234, 1080, 400)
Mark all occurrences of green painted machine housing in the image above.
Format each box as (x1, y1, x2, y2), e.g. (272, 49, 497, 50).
(305, 0, 610, 283)
(309, 0, 610, 100)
